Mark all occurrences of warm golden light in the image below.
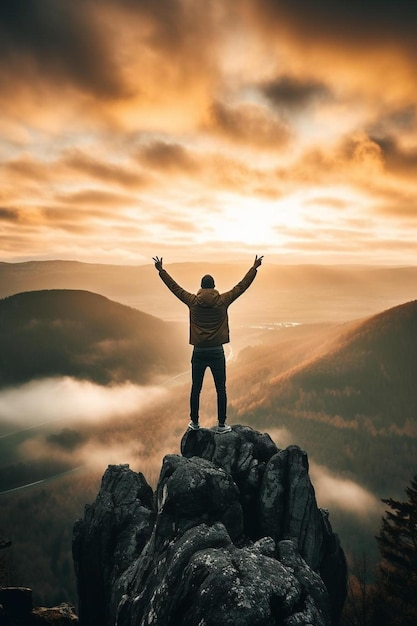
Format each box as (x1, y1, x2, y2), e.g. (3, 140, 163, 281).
(0, 1, 417, 265)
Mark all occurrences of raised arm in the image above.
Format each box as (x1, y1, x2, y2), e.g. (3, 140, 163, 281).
(152, 256, 195, 306)
(152, 256, 163, 271)
(253, 254, 263, 269)
(221, 255, 263, 306)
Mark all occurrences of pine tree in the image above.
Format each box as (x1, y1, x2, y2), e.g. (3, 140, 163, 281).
(374, 474, 417, 625)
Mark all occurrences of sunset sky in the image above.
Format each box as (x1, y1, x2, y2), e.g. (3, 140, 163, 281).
(1, 0, 417, 266)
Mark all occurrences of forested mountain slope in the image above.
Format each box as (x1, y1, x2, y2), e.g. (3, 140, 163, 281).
(232, 299, 417, 434)
(0, 289, 189, 387)
(224, 300, 417, 501)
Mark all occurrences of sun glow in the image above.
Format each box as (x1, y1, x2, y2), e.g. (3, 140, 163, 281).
(204, 193, 306, 247)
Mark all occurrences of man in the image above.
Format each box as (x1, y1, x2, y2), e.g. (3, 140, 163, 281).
(152, 255, 263, 433)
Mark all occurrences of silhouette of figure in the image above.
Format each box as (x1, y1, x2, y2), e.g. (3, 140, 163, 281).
(153, 255, 263, 432)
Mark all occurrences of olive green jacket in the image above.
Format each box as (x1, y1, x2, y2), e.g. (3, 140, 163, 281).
(158, 267, 257, 347)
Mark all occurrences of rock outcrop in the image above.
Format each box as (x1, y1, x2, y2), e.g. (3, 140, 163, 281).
(73, 425, 347, 625)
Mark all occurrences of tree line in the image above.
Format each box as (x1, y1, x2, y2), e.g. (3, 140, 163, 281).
(341, 474, 417, 625)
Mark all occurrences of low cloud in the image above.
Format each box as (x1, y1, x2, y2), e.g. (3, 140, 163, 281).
(310, 462, 381, 517)
(0, 377, 167, 433)
(267, 427, 294, 449)
(21, 432, 149, 474)
(247, 429, 382, 519)
(0, 377, 179, 481)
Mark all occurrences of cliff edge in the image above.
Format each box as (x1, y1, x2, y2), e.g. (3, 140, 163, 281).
(73, 425, 347, 625)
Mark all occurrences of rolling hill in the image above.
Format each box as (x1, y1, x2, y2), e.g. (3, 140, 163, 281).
(0, 289, 189, 387)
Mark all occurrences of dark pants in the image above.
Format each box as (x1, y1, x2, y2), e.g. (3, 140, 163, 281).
(190, 346, 227, 424)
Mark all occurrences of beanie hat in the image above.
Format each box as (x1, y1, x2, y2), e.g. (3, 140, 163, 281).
(201, 274, 215, 289)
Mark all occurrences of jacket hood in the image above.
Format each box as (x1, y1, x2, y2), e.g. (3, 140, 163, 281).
(196, 288, 220, 307)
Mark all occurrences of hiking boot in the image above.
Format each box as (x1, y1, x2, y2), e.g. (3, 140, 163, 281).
(188, 421, 200, 431)
(215, 424, 232, 434)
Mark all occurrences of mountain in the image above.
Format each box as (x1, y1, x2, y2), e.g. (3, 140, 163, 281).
(278, 299, 417, 429)
(0, 260, 151, 306)
(0, 289, 189, 387)
(3, 260, 417, 325)
(232, 299, 417, 432)
(226, 300, 417, 499)
(73, 425, 347, 626)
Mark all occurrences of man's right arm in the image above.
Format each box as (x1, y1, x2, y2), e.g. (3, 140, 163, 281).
(153, 257, 195, 306)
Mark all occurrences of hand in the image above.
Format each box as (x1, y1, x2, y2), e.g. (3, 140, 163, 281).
(253, 254, 264, 269)
(152, 256, 163, 271)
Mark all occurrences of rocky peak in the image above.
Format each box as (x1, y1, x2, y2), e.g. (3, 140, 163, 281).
(73, 425, 347, 625)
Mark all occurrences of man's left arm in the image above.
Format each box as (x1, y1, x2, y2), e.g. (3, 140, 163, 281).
(222, 255, 263, 306)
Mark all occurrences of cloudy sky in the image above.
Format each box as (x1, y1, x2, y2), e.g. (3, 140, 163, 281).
(1, 0, 417, 265)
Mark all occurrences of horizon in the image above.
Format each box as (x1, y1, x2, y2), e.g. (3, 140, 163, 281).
(3, 257, 417, 270)
(1, 2, 417, 266)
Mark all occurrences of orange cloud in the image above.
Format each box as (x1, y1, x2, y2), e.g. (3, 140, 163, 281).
(0, 207, 21, 223)
(261, 75, 331, 112)
(1, 0, 417, 264)
(54, 189, 139, 208)
(0, 1, 128, 98)
(138, 141, 198, 174)
(62, 151, 147, 189)
(2, 156, 52, 182)
(209, 100, 291, 148)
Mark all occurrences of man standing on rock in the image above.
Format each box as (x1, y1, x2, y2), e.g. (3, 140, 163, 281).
(152, 255, 263, 433)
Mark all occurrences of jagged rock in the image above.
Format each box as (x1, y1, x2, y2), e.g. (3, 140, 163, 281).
(182, 427, 346, 623)
(259, 445, 347, 622)
(72, 464, 154, 626)
(73, 425, 347, 625)
(181, 424, 278, 537)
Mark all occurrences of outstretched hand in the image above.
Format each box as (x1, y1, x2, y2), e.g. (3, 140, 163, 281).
(253, 254, 264, 269)
(152, 256, 163, 271)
